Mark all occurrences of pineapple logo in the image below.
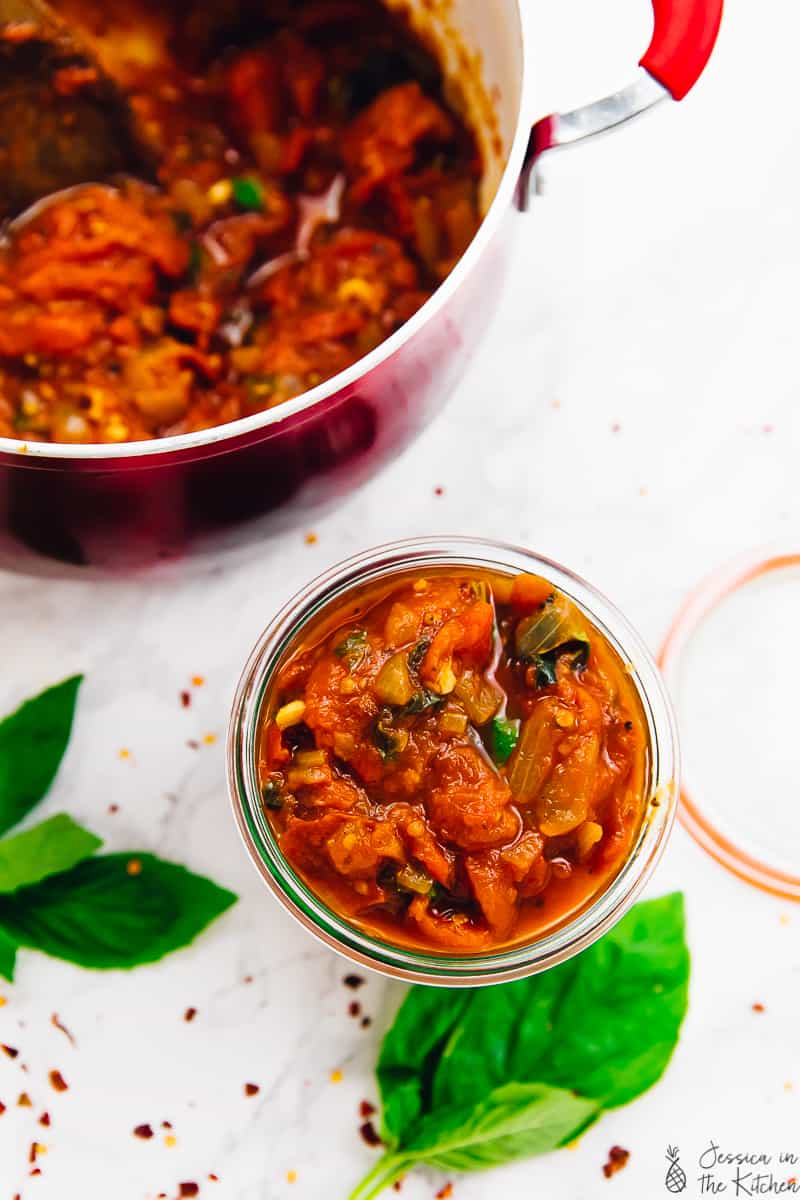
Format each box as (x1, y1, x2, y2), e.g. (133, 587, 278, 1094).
(665, 1145, 687, 1194)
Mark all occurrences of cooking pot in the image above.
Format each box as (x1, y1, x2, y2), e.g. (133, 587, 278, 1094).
(0, 0, 722, 570)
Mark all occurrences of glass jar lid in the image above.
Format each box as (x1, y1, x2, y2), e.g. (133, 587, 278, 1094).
(659, 550, 800, 900)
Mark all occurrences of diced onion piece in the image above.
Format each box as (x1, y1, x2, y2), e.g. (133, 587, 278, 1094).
(440, 709, 468, 735)
(453, 670, 500, 725)
(374, 652, 414, 706)
(396, 863, 434, 895)
(294, 749, 327, 768)
(287, 766, 329, 789)
(515, 592, 589, 661)
(275, 699, 306, 730)
(536, 733, 600, 837)
(333, 731, 356, 757)
(507, 699, 560, 803)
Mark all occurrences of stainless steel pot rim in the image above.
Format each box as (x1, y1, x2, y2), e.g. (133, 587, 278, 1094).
(0, 18, 534, 464)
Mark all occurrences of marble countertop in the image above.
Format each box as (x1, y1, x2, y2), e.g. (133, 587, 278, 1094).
(1, 2, 798, 1198)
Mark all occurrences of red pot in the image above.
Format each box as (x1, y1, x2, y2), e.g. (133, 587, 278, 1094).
(0, 0, 722, 570)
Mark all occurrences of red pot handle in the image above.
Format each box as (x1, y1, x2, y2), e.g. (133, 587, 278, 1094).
(518, 0, 723, 208)
(642, 0, 723, 100)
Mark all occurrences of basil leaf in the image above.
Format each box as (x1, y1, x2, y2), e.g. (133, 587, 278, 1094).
(377, 986, 471, 1145)
(0, 925, 17, 982)
(406, 1082, 599, 1171)
(529, 640, 590, 689)
(0, 814, 101, 893)
(490, 716, 519, 764)
(0, 676, 83, 836)
(348, 1085, 597, 1200)
(0, 853, 236, 969)
(433, 893, 689, 1112)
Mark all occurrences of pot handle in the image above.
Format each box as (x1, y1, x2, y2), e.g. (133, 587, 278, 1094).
(517, 0, 723, 209)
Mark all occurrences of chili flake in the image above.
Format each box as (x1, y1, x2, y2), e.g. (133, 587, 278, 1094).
(343, 974, 365, 990)
(359, 1100, 376, 1119)
(435, 1185, 453, 1200)
(359, 1120, 382, 1147)
(39, 1112, 50, 1127)
(752, 1003, 765, 1013)
(133, 1124, 154, 1139)
(179, 1184, 199, 1197)
(192, 676, 205, 688)
(330, 1069, 343, 1084)
(244, 1083, 260, 1097)
(165, 1134, 178, 1147)
(2, 1045, 19, 1058)
(348, 1001, 361, 1018)
(181, 691, 192, 708)
(18, 1092, 32, 1106)
(0, 1102, 5, 1115)
(51, 1013, 76, 1045)
(126, 859, 143, 877)
(603, 1146, 630, 1178)
(184, 1007, 198, 1022)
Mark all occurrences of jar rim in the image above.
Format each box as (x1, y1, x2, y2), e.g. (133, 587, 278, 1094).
(227, 536, 680, 985)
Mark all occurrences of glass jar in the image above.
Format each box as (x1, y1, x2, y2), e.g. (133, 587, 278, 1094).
(227, 536, 679, 986)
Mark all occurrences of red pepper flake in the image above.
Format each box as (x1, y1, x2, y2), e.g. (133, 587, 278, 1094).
(126, 858, 142, 877)
(304, 532, 318, 545)
(184, 1007, 198, 1022)
(30, 1168, 42, 1177)
(208, 1175, 219, 1183)
(161, 1120, 173, 1129)
(133, 1123, 154, 1139)
(349, 1001, 361, 1018)
(51, 1013, 76, 1045)
(392, 1182, 403, 1193)
(49, 1070, 68, 1093)
(343, 974, 365, 989)
(0, 1102, 5, 1116)
(359, 1121, 382, 1148)
(179, 1184, 199, 1197)
(181, 690, 192, 708)
(39, 1112, 50, 1127)
(435, 1185, 453, 1200)
(603, 1146, 630, 1178)
(359, 1100, 376, 1119)
(243, 975, 254, 984)
(361, 1017, 372, 1029)
(244, 1083, 260, 1097)
(752, 1002, 765, 1013)
(29, 1141, 46, 1164)
(434, 486, 444, 497)
(18, 1092, 32, 1107)
(187, 739, 200, 750)
(108, 803, 119, 814)
(2, 1044, 19, 1058)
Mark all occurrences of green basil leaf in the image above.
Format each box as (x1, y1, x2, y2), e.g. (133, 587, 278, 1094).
(347, 1085, 597, 1200)
(377, 986, 471, 1145)
(0, 676, 83, 836)
(490, 716, 519, 764)
(0, 853, 237, 970)
(406, 1082, 599, 1171)
(432, 893, 689, 1113)
(0, 925, 17, 982)
(0, 814, 102, 893)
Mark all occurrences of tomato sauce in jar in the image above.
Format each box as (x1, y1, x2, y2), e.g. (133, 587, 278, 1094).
(257, 567, 649, 955)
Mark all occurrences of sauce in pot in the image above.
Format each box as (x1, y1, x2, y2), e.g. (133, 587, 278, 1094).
(0, 0, 481, 443)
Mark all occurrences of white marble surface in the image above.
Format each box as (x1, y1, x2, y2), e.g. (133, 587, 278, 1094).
(1, 1, 799, 1197)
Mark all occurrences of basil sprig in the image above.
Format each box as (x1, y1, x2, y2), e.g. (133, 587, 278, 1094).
(0, 677, 236, 981)
(349, 893, 690, 1198)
